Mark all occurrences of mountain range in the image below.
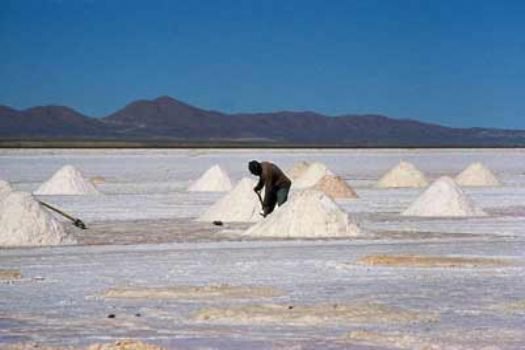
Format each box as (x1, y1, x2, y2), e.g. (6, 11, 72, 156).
(1, 96, 524, 147)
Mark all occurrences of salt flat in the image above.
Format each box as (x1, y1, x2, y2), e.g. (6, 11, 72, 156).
(0, 148, 524, 349)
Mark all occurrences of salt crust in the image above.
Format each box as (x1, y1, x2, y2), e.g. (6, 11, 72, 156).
(102, 284, 283, 300)
(402, 176, 487, 217)
(86, 340, 166, 350)
(187, 164, 233, 192)
(197, 177, 262, 222)
(0, 191, 75, 247)
(376, 161, 428, 188)
(3, 340, 166, 350)
(194, 302, 437, 325)
(455, 162, 501, 187)
(244, 189, 361, 238)
(0, 269, 22, 280)
(345, 328, 525, 349)
(34, 165, 99, 195)
(356, 255, 510, 268)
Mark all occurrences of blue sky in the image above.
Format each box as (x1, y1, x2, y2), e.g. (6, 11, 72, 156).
(1, 0, 524, 128)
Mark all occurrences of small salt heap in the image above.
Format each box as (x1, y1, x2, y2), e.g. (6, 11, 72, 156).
(287, 161, 311, 180)
(90, 176, 106, 185)
(0, 191, 76, 247)
(376, 161, 428, 188)
(188, 165, 233, 192)
(0, 179, 12, 200)
(313, 175, 359, 199)
(34, 165, 99, 195)
(455, 162, 500, 187)
(244, 189, 361, 238)
(402, 176, 486, 217)
(293, 162, 334, 189)
(198, 177, 262, 222)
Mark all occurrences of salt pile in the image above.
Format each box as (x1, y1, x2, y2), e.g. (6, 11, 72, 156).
(402, 176, 486, 217)
(187, 165, 233, 192)
(90, 175, 106, 185)
(198, 177, 262, 222)
(34, 165, 99, 195)
(0, 179, 12, 200)
(0, 191, 75, 247)
(313, 175, 358, 199)
(244, 189, 361, 238)
(455, 162, 500, 187)
(293, 162, 334, 188)
(286, 161, 310, 180)
(376, 161, 428, 188)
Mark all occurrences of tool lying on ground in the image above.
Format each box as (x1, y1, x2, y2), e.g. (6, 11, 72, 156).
(255, 190, 267, 218)
(37, 200, 87, 229)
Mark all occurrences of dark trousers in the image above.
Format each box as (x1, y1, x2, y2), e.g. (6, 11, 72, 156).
(264, 186, 290, 215)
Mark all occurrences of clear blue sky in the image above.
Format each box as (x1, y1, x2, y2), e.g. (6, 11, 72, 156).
(1, 0, 524, 128)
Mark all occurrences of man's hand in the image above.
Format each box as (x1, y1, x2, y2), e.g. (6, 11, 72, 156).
(259, 205, 272, 218)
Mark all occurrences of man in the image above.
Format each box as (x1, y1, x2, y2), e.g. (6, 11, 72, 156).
(248, 160, 292, 217)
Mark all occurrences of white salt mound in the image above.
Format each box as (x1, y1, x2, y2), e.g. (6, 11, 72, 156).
(402, 176, 486, 217)
(455, 162, 500, 187)
(0, 180, 12, 200)
(376, 161, 428, 188)
(244, 189, 361, 238)
(188, 165, 233, 192)
(313, 175, 359, 199)
(34, 165, 99, 195)
(198, 177, 262, 223)
(287, 161, 310, 180)
(293, 162, 334, 188)
(0, 191, 76, 247)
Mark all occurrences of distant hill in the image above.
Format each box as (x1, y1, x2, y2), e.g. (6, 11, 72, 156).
(1, 96, 525, 147)
(0, 105, 114, 138)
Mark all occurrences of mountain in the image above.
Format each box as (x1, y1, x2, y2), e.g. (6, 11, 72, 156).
(1, 96, 525, 147)
(0, 105, 114, 138)
(104, 96, 233, 138)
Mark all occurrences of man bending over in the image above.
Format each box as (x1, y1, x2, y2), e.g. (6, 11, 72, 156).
(248, 160, 292, 217)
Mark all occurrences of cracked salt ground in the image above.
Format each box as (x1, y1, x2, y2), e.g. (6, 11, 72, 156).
(1, 240, 524, 348)
(1, 148, 525, 349)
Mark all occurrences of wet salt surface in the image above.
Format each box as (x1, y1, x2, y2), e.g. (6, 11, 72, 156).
(1, 148, 525, 349)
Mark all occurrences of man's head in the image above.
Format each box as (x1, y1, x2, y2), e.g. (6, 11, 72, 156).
(248, 160, 262, 175)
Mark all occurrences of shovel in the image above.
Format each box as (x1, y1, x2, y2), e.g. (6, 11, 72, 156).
(254, 191, 266, 217)
(37, 200, 87, 229)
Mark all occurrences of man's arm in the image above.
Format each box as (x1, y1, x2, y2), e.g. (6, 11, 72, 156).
(262, 183, 273, 208)
(253, 176, 264, 192)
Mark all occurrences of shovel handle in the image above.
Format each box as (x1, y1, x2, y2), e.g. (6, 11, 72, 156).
(255, 191, 264, 207)
(37, 200, 87, 230)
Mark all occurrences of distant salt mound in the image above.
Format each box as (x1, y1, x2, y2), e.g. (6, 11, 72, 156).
(0, 180, 12, 200)
(90, 176, 106, 185)
(287, 161, 310, 180)
(402, 176, 486, 217)
(198, 177, 262, 222)
(294, 162, 334, 188)
(455, 162, 500, 187)
(376, 161, 428, 188)
(244, 189, 361, 238)
(0, 191, 76, 247)
(34, 165, 99, 195)
(313, 175, 358, 199)
(188, 165, 233, 192)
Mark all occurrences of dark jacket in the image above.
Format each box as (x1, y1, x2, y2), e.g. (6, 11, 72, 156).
(254, 162, 291, 207)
